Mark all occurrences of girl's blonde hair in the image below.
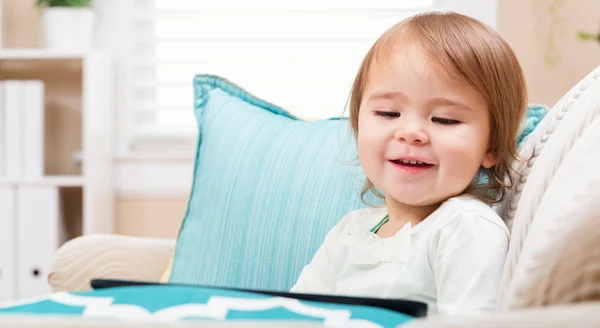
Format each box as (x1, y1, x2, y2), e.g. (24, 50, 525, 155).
(350, 11, 528, 205)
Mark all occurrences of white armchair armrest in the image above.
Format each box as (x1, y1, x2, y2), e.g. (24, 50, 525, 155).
(48, 234, 175, 292)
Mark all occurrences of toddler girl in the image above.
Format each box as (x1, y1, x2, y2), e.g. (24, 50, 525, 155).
(291, 11, 527, 316)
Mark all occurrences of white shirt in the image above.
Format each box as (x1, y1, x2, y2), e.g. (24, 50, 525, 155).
(290, 195, 510, 316)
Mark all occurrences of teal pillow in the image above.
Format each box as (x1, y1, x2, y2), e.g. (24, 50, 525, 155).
(518, 104, 548, 147)
(170, 75, 547, 291)
(169, 75, 373, 291)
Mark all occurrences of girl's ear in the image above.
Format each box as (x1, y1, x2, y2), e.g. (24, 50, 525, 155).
(481, 149, 497, 169)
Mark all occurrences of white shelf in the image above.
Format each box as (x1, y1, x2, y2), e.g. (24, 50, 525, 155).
(0, 49, 88, 60)
(0, 52, 115, 235)
(0, 46, 115, 302)
(0, 176, 84, 187)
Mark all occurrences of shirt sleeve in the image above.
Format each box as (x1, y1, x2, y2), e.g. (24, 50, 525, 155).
(433, 210, 509, 315)
(289, 212, 356, 294)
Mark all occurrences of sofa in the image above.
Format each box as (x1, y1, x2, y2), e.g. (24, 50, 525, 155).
(2, 65, 600, 327)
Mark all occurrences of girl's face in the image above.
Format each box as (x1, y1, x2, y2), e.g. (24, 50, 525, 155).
(357, 45, 496, 207)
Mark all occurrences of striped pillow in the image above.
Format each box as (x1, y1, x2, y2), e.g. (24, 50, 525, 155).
(169, 75, 373, 291)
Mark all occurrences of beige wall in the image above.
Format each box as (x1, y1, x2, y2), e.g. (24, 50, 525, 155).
(498, 0, 600, 106)
(116, 198, 187, 239)
(4, 0, 599, 240)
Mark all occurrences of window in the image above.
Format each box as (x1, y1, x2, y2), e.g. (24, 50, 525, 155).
(126, 0, 496, 152)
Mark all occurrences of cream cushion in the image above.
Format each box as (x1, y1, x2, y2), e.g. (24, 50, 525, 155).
(505, 113, 600, 308)
(498, 66, 600, 308)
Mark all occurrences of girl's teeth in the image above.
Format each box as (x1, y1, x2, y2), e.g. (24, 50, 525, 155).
(399, 159, 427, 165)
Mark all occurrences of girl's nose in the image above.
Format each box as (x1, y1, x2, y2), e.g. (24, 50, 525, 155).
(393, 119, 429, 144)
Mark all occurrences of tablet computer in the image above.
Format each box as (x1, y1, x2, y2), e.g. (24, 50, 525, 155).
(90, 278, 428, 318)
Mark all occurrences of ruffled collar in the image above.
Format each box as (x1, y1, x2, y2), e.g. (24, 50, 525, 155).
(337, 203, 446, 265)
(339, 212, 413, 265)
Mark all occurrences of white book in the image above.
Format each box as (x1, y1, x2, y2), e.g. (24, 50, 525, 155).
(3, 81, 24, 180)
(22, 81, 45, 180)
(0, 186, 16, 302)
(0, 82, 5, 180)
(16, 186, 64, 300)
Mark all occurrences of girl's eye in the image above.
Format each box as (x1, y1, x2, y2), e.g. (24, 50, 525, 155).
(375, 111, 400, 118)
(432, 117, 460, 125)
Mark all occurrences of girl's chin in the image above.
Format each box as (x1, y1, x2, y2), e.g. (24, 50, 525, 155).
(384, 190, 448, 207)
(385, 192, 430, 206)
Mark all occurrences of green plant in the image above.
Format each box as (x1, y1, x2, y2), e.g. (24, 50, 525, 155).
(578, 31, 600, 43)
(544, 0, 564, 67)
(533, 0, 566, 68)
(37, 0, 93, 7)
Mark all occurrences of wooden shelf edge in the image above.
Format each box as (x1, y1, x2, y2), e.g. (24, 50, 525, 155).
(0, 49, 103, 60)
(0, 176, 85, 187)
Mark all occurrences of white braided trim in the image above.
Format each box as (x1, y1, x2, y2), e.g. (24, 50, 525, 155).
(497, 66, 600, 307)
(504, 113, 600, 309)
(501, 66, 600, 226)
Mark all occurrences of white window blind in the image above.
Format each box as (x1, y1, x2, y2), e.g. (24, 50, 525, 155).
(128, 0, 495, 150)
